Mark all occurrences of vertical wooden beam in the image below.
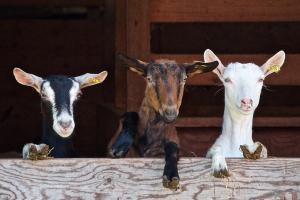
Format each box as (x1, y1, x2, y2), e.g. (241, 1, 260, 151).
(115, 0, 127, 110)
(97, 0, 116, 156)
(103, 0, 115, 103)
(126, 0, 150, 111)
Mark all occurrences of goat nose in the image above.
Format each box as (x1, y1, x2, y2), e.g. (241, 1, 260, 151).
(165, 108, 177, 116)
(241, 98, 253, 106)
(58, 120, 72, 129)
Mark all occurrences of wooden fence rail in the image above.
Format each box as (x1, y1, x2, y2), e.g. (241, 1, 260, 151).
(0, 158, 299, 199)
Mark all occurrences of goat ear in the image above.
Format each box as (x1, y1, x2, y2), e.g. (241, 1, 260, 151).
(261, 50, 285, 77)
(117, 54, 148, 76)
(13, 68, 43, 92)
(185, 60, 219, 77)
(204, 49, 226, 80)
(74, 71, 108, 89)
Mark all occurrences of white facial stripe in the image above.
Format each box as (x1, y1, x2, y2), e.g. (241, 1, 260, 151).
(42, 80, 77, 138)
(42, 82, 56, 107)
(70, 80, 80, 109)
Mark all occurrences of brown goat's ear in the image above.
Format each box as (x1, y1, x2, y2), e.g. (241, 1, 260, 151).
(185, 60, 219, 77)
(13, 68, 44, 92)
(117, 54, 148, 76)
(74, 71, 108, 89)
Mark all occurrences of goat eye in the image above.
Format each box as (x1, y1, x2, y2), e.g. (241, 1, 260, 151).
(181, 76, 187, 84)
(224, 78, 232, 83)
(41, 93, 48, 99)
(147, 77, 153, 83)
(77, 92, 82, 98)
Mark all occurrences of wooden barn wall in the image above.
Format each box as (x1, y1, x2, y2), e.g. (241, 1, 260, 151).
(1, 0, 300, 158)
(0, 0, 117, 157)
(151, 22, 300, 54)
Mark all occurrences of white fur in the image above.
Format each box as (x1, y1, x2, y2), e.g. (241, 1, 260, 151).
(204, 49, 285, 176)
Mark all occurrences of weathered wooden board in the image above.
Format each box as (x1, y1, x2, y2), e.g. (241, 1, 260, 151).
(0, 158, 299, 199)
(150, 0, 300, 22)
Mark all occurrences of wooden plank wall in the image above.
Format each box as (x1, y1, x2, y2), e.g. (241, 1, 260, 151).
(150, 0, 300, 22)
(0, 158, 299, 199)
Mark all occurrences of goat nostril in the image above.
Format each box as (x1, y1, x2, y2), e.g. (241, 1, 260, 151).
(58, 120, 72, 129)
(241, 99, 253, 106)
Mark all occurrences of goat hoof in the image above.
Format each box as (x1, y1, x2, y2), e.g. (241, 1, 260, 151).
(22, 143, 53, 160)
(162, 175, 180, 190)
(109, 149, 125, 158)
(213, 169, 230, 178)
(240, 142, 267, 160)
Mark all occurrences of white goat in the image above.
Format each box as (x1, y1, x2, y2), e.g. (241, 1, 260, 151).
(204, 49, 285, 177)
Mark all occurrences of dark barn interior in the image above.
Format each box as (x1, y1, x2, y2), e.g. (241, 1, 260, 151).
(1, 0, 300, 158)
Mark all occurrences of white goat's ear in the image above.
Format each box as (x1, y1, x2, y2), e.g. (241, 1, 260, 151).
(13, 68, 43, 92)
(204, 49, 226, 80)
(74, 71, 108, 89)
(261, 50, 285, 77)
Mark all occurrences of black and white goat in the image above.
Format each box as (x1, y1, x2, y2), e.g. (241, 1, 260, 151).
(13, 68, 108, 158)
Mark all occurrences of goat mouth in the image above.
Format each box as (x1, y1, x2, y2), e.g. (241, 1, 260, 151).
(54, 126, 74, 138)
(158, 110, 178, 123)
(239, 107, 253, 114)
(162, 115, 177, 123)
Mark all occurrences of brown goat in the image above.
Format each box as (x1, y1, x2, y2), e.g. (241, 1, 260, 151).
(109, 54, 218, 189)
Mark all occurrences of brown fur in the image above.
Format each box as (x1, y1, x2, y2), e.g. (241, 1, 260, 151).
(109, 60, 183, 158)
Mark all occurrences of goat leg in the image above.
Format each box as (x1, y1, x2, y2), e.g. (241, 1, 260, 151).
(207, 145, 230, 178)
(162, 141, 180, 190)
(109, 112, 138, 158)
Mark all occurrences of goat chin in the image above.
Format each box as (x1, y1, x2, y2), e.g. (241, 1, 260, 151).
(53, 126, 74, 138)
(237, 108, 254, 115)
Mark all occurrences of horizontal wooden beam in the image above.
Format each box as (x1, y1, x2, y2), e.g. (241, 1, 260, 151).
(175, 117, 300, 128)
(150, 0, 300, 22)
(0, 0, 103, 6)
(0, 158, 299, 199)
(151, 54, 300, 85)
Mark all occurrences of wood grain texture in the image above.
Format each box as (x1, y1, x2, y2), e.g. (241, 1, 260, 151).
(150, 0, 300, 22)
(0, 158, 299, 199)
